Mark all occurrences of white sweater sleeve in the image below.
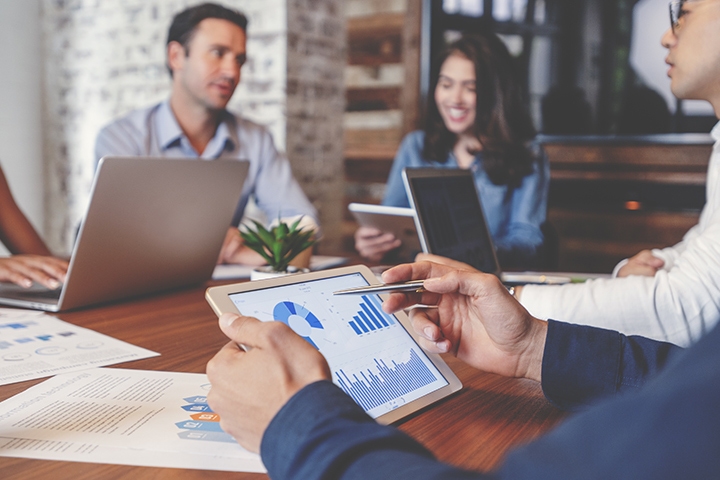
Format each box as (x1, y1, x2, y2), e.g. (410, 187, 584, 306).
(520, 209, 720, 347)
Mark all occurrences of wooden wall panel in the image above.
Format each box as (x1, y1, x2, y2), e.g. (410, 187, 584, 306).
(545, 137, 713, 272)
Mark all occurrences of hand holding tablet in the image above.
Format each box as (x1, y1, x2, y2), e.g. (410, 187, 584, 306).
(206, 265, 461, 424)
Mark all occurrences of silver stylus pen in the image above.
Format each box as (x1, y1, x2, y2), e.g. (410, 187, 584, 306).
(333, 280, 426, 295)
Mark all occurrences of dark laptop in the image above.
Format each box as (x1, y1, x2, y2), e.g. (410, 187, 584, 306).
(402, 168, 569, 285)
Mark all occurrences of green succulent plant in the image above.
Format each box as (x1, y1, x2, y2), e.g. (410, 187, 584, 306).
(239, 217, 317, 273)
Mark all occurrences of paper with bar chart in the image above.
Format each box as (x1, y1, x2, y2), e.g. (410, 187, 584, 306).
(228, 272, 449, 419)
(0, 368, 264, 472)
(0, 308, 158, 386)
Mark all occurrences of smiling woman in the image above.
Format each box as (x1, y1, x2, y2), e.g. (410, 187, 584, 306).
(355, 33, 549, 269)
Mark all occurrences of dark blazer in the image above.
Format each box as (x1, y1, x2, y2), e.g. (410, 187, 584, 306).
(261, 320, 720, 479)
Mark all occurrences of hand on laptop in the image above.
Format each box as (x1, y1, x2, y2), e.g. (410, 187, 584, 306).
(0, 255, 68, 289)
(617, 249, 665, 278)
(381, 261, 546, 383)
(206, 313, 331, 453)
(354, 226, 401, 262)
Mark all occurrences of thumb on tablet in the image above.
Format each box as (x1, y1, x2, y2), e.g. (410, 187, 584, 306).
(219, 313, 264, 350)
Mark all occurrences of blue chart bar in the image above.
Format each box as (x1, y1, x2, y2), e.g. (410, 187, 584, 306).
(348, 295, 397, 335)
(0, 322, 34, 330)
(335, 348, 437, 412)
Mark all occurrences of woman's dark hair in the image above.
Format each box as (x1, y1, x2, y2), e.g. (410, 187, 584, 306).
(423, 34, 537, 186)
(166, 3, 248, 76)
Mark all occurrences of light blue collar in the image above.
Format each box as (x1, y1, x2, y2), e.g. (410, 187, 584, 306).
(155, 100, 236, 158)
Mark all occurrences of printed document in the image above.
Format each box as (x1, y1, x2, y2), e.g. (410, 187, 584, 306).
(0, 309, 158, 385)
(0, 368, 264, 472)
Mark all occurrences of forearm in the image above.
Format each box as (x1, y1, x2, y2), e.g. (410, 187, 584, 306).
(519, 268, 716, 347)
(541, 320, 680, 410)
(262, 381, 486, 480)
(0, 217, 51, 255)
(0, 198, 50, 255)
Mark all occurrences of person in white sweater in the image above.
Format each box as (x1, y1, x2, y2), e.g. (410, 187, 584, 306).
(425, 2, 720, 347)
(519, 121, 720, 347)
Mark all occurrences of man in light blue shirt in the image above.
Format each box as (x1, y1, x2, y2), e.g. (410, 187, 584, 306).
(95, 3, 318, 265)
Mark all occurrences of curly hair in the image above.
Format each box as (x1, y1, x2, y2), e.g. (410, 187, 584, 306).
(422, 33, 537, 186)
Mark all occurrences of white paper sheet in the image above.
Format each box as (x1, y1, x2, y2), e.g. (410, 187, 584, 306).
(212, 254, 348, 280)
(0, 309, 158, 386)
(0, 368, 265, 472)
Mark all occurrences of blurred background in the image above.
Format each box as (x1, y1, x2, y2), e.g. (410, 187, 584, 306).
(0, 0, 714, 271)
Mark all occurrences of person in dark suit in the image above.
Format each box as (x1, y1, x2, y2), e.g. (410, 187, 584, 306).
(204, 2, 720, 478)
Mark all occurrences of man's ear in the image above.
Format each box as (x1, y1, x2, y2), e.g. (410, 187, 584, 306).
(167, 41, 186, 74)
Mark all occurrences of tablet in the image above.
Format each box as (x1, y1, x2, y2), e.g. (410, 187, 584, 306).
(349, 203, 422, 259)
(206, 265, 462, 424)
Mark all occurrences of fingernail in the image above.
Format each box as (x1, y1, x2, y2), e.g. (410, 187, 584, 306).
(220, 313, 237, 328)
(48, 280, 60, 289)
(22, 279, 32, 288)
(436, 341, 449, 353)
(424, 326, 434, 339)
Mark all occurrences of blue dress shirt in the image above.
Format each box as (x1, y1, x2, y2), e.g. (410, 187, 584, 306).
(95, 101, 318, 227)
(261, 320, 720, 479)
(382, 131, 549, 268)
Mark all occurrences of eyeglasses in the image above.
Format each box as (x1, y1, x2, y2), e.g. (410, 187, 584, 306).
(669, 0, 707, 33)
(669, 0, 686, 33)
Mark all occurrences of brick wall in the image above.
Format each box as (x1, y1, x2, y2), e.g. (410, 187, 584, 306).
(286, 0, 346, 252)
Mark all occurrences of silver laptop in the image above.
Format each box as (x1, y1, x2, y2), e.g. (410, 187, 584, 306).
(402, 168, 570, 285)
(0, 157, 249, 311)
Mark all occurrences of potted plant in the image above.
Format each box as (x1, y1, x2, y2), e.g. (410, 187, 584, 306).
(240, 217, 318, 280)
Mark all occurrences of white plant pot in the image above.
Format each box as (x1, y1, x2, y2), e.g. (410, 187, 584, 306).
(250, 266, 310, 281)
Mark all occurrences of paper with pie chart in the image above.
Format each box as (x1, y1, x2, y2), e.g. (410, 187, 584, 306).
(228, 272, 449, 418)
(0, 308, 158, 385)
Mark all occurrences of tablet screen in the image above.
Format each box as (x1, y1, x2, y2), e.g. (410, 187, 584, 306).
(227, 272, 449, 419)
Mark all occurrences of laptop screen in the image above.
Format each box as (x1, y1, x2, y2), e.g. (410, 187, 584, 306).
(403, 169, 500, 276)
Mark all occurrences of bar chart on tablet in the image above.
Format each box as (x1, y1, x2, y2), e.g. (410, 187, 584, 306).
(335, 348, 438, 411)
(348, 295, 396, 335)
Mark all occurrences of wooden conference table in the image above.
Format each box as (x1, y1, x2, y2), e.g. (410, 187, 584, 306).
(0, 275, 567, 479)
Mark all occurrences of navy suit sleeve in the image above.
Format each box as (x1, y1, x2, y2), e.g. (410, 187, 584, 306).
(541, 319, 680, 410)
(261, 381, 487, 480)
(261, 323, 720, 480)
